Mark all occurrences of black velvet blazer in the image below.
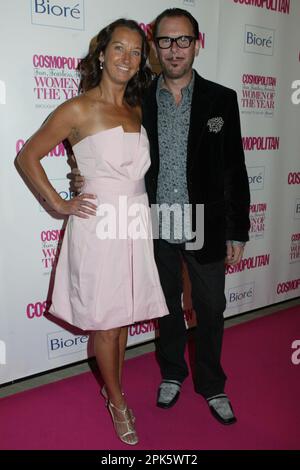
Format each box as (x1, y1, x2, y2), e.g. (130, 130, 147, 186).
(142, 71, 250, 264)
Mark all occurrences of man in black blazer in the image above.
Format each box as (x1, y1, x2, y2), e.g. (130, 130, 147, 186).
(143, 8, 250, 425)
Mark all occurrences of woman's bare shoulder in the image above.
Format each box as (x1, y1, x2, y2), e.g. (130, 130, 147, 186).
(58, 93, 94, 114)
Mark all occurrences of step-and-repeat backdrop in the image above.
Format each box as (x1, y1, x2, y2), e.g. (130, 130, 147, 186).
(0, 0, 299, 383)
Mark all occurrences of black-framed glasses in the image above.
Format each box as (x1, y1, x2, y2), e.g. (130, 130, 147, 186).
(155, 35, 196, 49)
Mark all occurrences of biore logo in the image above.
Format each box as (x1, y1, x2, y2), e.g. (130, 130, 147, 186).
(294, 199, 300, 219)
(39, 178, 74, 212)
(0, 80, 6, 104)
(288, 172, 300, 185)
(291, 80, 300, 105)
(247, 166, 265, 190)
(291, 340, 300, 365)
(227, 282, 255, 308)
(0, 340, 6, 365)
(244, 25, 274, 56)
(47, 330, 88, 359)
(31, 0, 85, 30)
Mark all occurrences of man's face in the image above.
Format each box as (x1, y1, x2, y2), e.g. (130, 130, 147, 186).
(153, 15, 200, 80)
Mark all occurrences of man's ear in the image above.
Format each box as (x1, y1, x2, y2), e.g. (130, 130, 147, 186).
(194, 39, 200, 57)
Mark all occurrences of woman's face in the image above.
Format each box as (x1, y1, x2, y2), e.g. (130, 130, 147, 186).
(100, 26, 143, 85)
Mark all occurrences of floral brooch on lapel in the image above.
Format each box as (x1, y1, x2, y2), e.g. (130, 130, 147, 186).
(207, 117, 224, 133)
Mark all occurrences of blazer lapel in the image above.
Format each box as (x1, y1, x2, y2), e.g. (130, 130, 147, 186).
(187, 72, 215, 175)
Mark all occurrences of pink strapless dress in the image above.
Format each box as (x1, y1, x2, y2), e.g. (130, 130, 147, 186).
(49, 126, 169, 330)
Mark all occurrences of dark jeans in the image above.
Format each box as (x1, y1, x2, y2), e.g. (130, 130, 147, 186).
(155, 239, 227, 399)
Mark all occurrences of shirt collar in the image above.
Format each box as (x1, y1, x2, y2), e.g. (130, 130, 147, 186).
(157, 70, 195, 98)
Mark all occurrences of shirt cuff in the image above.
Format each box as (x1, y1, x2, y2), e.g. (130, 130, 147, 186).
(226, 240, 246, 247)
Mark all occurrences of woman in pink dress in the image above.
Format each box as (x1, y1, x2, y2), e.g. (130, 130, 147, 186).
(17, 19, 169, 446)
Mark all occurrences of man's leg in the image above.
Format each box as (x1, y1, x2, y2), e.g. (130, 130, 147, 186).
(183, 254, 227, 397)
(183, 253, 236, 424)
(155, 240, 189, 407)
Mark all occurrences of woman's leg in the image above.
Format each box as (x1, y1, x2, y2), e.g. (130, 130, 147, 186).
(94, 328, 138, 445)
(118, 326, 128, 385)
(94, 328, 124, 407)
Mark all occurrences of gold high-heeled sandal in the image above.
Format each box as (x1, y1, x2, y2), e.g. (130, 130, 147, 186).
(107, 400, 138, 446)
(101, 385, 135, 423)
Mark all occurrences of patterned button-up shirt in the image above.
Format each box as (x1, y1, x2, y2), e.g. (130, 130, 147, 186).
(156, 72, 195, 244)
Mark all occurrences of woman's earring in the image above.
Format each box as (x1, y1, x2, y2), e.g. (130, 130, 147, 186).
(99, 61, 104, 70)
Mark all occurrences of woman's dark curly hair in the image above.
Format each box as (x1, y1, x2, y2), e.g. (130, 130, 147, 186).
(78, 18, 152, 107)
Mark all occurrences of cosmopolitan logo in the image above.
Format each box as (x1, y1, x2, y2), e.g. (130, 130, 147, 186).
(294, 199, 300, 219)
(16, 139, 66, 158)
(288, 172, 300, 185)
(290, 233, 300, 263)
(41, 229, 65, 272)
(233, 0, 290, 14)
(243, 136, 279, 151)
(277, 278, 300, 294)
(247, 166, 265, 190)
(226, 282, 255, 307)
(241, 74, 276, 117)
(33, 55, 80, 70)
(26, 300, 51, 319)
(250, 203, 267, 239)
(243, 75, 276, 86)
(244, 25, 275, 56)
(139, 22, 206, 49)
(129, 319, 158, 336)
(31, 0, 85, 30)
(33, 54, 80, 108)
(129, 309, 195, 338)
(47, 330, 88, 359)
(226, 254, 270, 274)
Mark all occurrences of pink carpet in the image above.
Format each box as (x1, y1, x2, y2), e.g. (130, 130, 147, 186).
(1, 305, 300, 450)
